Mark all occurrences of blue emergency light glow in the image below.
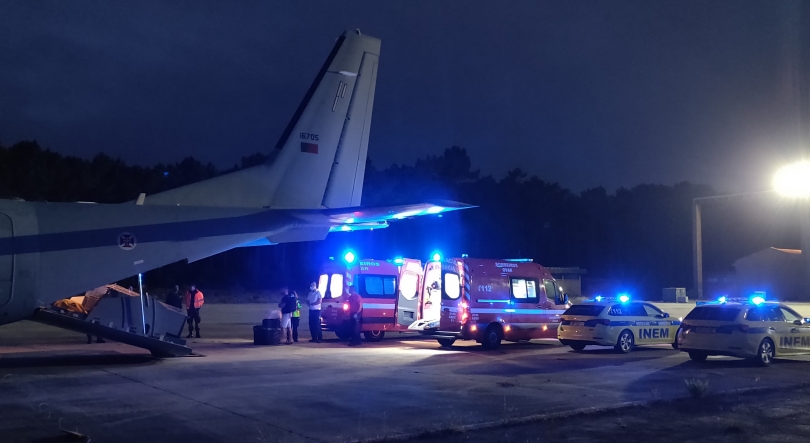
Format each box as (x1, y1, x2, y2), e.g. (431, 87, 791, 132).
(427, 206, 444, 214)
(432, 252, 442, 261)
(618, 294, 630, 303)
(341, 226, 352, 232)
(346, 218, 355, 224)
(394, 257, 404, 265)
(718, 296, 727, 303)
(343, 251, 356, 264)
(751, 295, 765, 305)
(594, 295, 603, 302)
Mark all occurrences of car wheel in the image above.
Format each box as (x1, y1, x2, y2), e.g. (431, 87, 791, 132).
(482, 325, 502, 350)
(672, 327, 682, 349)
(688, 351, 708, 362)
(755, 338, 775, 367)
(570, 343, 586, 352)
(614, 330, 634, 353)
(363, 330, 385, 342)
(437, 338, 456, 347)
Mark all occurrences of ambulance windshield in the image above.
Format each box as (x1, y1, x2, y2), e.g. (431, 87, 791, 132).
(444, 273, 461, 299)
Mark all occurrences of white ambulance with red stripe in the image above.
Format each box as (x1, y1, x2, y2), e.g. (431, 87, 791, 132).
(319, 253, 424, 341)
(409, 257, 570, 349)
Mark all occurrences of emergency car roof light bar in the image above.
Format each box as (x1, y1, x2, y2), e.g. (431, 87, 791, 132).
(393, 257, 404, 265)
(591, 294, 630, 303)
(431, 252, 442, 261)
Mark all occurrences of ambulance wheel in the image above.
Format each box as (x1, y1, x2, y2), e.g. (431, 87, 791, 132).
(334, 329, 351, 340)
(363, 330, 385, 342)
(614, 330, 634, 354)
(688, 351, 708, 362)
(437, 338, 456, 347)
(753, 338, 775, 367)
(482, 325, 502, 350)
(570, 344, 586, 352)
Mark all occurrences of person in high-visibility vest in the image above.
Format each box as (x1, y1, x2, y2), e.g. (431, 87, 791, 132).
(184, 285, 205, 338)
(291, 291, 302, 343)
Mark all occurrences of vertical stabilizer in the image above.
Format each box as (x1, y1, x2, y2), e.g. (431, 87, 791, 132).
(144, 30, 381, 209)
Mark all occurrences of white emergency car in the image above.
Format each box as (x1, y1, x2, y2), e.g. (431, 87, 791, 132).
(557, 296, 680, 353)
(678, 297, 810, 366)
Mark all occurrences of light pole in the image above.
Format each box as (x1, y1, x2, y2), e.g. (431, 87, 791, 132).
(692, 161, 810, 300)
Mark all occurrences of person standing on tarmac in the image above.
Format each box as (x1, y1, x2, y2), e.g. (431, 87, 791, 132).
(306, 282, 323, 343)
(165, 285, 183, 309)
(347, 289, 363, 346)
(184, 285, 205, 338)
(278, 287, 296, 345)
(291, 291, 302, 343)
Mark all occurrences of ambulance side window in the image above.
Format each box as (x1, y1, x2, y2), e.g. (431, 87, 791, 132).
(359, 275, 397, 299)
(511, 278, 538, 302)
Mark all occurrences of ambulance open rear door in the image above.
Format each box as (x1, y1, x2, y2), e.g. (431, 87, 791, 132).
(396, 260, 422, 327)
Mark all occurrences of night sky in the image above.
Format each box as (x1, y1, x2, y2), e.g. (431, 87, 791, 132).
(1, 1, 807, 193)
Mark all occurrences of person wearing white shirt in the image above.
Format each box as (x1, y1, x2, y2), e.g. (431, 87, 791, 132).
(306, 282, 323, 343)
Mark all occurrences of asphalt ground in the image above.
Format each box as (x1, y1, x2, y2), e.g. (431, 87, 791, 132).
(1, 303, 810, 443)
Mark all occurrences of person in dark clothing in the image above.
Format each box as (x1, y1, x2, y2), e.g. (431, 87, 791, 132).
(278, 287, 297, 345)
(165, 285, 183, 309)
(347, 290, 363, 346)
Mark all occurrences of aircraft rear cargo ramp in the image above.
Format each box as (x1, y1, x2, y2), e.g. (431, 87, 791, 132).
(32, 284, 192, 357)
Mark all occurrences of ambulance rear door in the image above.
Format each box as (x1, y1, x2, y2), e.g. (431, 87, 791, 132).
(396, 260, 422, 326)
(440, 264, 463, 331)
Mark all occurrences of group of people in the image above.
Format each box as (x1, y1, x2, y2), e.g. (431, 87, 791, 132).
(165, 284, 205, 339)
(161, 281, 364, 345)
(277, 282, 323, 344)
(277, 282, 363, 346)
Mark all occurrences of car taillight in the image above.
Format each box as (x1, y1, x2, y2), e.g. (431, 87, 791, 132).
(342, 303, 349, 311)
(584, 319, 610, 327)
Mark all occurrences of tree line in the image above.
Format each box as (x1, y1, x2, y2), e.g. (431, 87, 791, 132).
(1, 141, 800, 299)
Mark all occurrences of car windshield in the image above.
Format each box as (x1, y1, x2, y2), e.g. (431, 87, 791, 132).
(563, 305, 605, 316)
(685, 306, 740, 321)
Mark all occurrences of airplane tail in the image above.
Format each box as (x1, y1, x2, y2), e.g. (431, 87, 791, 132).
(145, 30, 380, 209)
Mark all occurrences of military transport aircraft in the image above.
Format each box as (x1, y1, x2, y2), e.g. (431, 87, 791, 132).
(0, 30, 469, 327)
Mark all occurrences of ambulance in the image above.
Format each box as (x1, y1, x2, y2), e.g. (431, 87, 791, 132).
(319, 252, 424, 341)
(409, 257, 570, 349)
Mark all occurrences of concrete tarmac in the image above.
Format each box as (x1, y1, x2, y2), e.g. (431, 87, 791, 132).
(2, 303, 810, 443)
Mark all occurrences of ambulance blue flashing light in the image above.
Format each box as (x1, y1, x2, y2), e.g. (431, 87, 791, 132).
(343, 251, 356, 264)
(751, 295, 766, 305)
(432, 252, 442, 261)
(393, 257, 404, 265)
(618, 294, 630, 303)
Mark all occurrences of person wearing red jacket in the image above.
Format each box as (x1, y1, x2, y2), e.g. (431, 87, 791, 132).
(347, 290, 363, 346)
(184, 285, 205, 338)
